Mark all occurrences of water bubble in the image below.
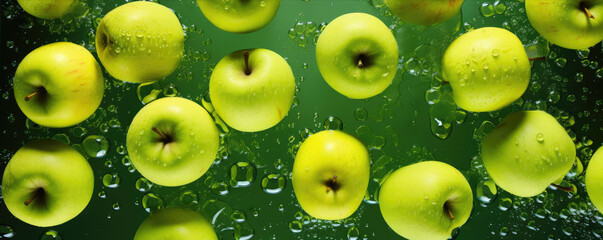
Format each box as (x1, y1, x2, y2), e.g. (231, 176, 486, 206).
(555, 58, 567, 68)
(142, 193, 164, 213)
(82, 135, 109, 158)
(98, 191, 107, 199)
(52, 134, 70, 144)
(231, 210, 247, 223)
(163, 83, 178, 97)
(354, 108, 368, 121)
(347, 226, 360, 240)
(498, 198, 512, 211)
(289, 220, 303, 233)
(479, 3, 495, 17)
(323, 116, 343, 130)
(136, 178, 153, 192)
(102, 173, 120, 188)
(229, 162, 257, 188)
(493, 1, 507, 14)
(0, 225, 15, 238)
(476, 180, 498, 204)
(112, 202, 120, 211)
(40, 230, 61, 240)
(179, 190, 198, 207)
(261, 173, 287, 194)
(70, 126, 87, 137)
(210, 181, 230, 195)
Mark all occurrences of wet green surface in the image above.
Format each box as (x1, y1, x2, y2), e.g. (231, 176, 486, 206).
(0, 0, 602, 239)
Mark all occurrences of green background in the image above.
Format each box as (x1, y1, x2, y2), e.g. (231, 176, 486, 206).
(0, 0, 602, 239)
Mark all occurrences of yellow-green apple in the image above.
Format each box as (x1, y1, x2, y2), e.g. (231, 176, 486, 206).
(442, 27, 530, 112)
(526, 0, 603, 50)
(316, 13, 398, 99)
(126, 97, 219, 187)
(197, 0, 280, 33)
(134, 208, 218, 240)
(2, 139, 94, 227)
(586, 147, 603, 213)
(13, 42, 104, 128)
(481, 111, 576, 197)
(209, 49, 295, 132)
(95, 1, 184, 83)
(385, 0, 465, 26)
(17, 0, 73, 19)
(292, 130, 369, 220)
(379, 161, 473, 240)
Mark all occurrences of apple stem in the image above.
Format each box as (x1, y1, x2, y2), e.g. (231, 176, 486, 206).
(584, 6, 595, 19)
(358, 59, 364, 69)
(551, 183, 574, 192)
(24, 188, 44, 206)
(447, 208, 454, 220)
(24, 89, 40, 101)
(529, 57, 547, 61)
(243, 51, 251, 75)
(152, 127, 170, 143)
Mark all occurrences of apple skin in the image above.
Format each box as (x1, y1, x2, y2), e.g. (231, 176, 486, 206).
(379, 161, 473, 240)
(442, 27, 530, 112)
(95, 1, 184, 83)
(586, 147, 603, 213)
(316, 12, 398, 99)
(17, 0, 73, 19)
(526, 0, 603, 50)
(197, 0, 280, 33)
(209, 48, 295, 132)
(134, 208, 218, 240)
(2, 139, 94, 227)
(292, 130, 370, 220)
(385, 0, 464, 26)
(14, 42, 104, 128)
(481, 111, 576, 197)
(126, 97, 219, 187)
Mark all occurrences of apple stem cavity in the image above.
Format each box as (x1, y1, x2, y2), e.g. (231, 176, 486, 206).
(152, 127, 172, 144)
(24, 88, 44, 102)
(551, 183, 574, 192)
(581, 2, 595, 19)
(325, 175, 339, 193)
(243, 51, 252, 75)
(444, 201, 454, 220)
(24, 188, 45, 206)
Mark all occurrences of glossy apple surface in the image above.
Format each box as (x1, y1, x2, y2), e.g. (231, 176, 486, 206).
(379, 161, 473, 240)
(526, 0, 603, 50)
(442, 27, 530, 112)
(2, 139, 94, 227)
(95, 1, 184, 83)
(482, 111, 576, 197)
(292, 130, 370, 220)
(134, 208, 218, 240)
(210, 48, 295, 132)
(316, 12, 398, 99)
(17, 0, 73, 19)
(197, 0, 280, 33)
(126, 97, 220, 187)
(586, 147, 603, 213)
(385, 0, 464, 26)
(14, 42, 104, 128)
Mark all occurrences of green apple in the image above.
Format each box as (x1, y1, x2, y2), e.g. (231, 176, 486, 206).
(586, 147, 603, 213)
(17, 0, 73, 19)
(134, 208, 218, 240)
(95, 1, 185, 83)
(209, 48, 295, 132)
(481, 111, 576, 197)
(526, 0, 603, 50)
(126, 97, 219, 187)
(379, 161, 473, 240)
(2, 139, 94, 227)
(316, 13, 398, 99)
(292, 130, 369, 220)
(442, 27, 531, 112)
(385, 0, 465, 26)
(197, 0, 280, 33)
(13, 42, 104, 128)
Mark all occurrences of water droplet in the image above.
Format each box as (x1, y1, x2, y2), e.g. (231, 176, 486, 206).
(498, 198, 512, 211)
(142, 193, 163, 213)
(102, 173, 120, 188)
(479, 3, 495, 17)
(112, 202, 120, 211)
(289, 220, 303, 233)
(0, 225, 15, 238)
(179, 190, 198, 207)
(135, 178, 153, 192)
(40, 230, 61, 240)
(354, 108, 368, 121)
(229, 162, 257, 188)
(261, 173, 286, 194)
(163, 83, 178, 97)
(476, 180, 498, 204)
(210, 181, 230, 195)
(231, 210, 246, 223)
(323, 116, 343, 130)
(82, 135, 109, 158)
(536, 133, 545, 142)
(347, 226, 360, 240)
